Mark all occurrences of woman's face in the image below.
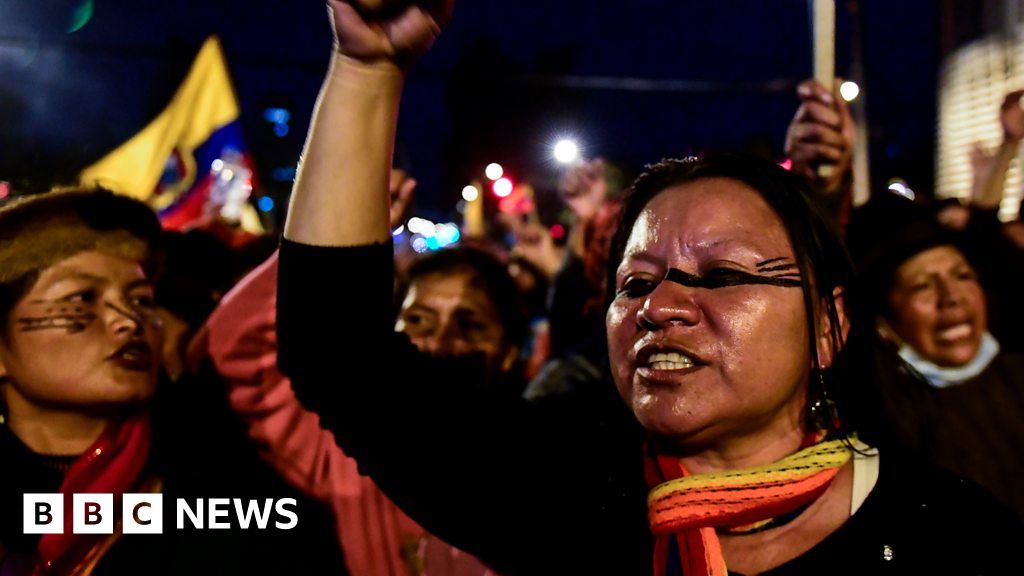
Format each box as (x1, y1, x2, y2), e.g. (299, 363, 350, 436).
(0, 250, 163, 413)
(395, 269, 516, 374)
(884, 245, 986, 367)
(607, 178, 812, 450)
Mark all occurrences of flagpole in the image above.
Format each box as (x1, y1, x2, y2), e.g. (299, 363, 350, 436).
(812, 0, 836, 180)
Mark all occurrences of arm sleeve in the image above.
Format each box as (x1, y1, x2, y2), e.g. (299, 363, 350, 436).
(193, 251, 431, 576)
(276, 239, 601, 573)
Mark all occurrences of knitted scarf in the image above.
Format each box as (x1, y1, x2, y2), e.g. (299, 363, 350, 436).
(35, 413, 151, 576)
(645, 436, 852, 576)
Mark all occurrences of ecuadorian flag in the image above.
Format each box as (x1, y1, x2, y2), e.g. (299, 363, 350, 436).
(80, 36, 262, 232)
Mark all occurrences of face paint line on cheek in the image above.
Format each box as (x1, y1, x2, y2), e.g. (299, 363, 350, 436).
(664, 267, 802, 290)
(16, 312, 98, 334)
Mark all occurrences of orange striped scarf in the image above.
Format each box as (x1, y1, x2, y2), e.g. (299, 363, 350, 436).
(645, 437, 852, 576)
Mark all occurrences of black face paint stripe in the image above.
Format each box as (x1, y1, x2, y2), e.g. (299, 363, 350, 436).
(755, 257, 790, 267)
(664, 267, 803, 289)
(757, 263, 798, 273)
(17, 313, 96, 334)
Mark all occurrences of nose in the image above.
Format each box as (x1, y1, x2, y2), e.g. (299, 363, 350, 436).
(636, 279, 701, 330)
(935, 276, 965, 309)
(104, 299, 144, 336)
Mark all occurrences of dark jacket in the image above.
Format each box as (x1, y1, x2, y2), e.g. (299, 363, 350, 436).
(278, 240, 1022, 575)
(0, 372, 346, 575)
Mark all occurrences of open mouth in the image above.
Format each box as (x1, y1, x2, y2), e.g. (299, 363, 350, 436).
(635, 344, 706, 380)
(935, 322, 973, 343)
(109, 341, 153, 371)
(646, 351, 696, 370)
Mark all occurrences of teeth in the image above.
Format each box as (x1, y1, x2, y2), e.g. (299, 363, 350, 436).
(647, 352, 694, 369)
(938, 324, 971, 341)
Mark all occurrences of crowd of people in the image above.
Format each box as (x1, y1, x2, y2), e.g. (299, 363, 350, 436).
(1, 0, 1022, 574)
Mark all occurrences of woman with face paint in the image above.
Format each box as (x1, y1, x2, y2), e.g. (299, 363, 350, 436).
(277, 1, 1022, 574)
(0, 190, 344, 575)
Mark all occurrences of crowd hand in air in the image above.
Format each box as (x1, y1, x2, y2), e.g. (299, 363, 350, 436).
(968, 89, 1024, 211)
(328, 0, 452, 67)
(284, 0, 452, 247)
(784, 79, 855, 196)
(500, 213, 564, 280)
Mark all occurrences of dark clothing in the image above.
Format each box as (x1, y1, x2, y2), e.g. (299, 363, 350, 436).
(0, 372, 346, 575)
(278, 239, 1021, 575)
(878, 349, 1024, 520)
(960, 208, 1024, 353)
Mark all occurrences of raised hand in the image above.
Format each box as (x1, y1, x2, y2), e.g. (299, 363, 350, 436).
(328, 0, 453, 67)
(389, 168, 417, 230)
(785, 79, 855, 194)
(1001, 89, 1024, 143)
(560, 158, 608, 224)
(500, 214, 563, 280)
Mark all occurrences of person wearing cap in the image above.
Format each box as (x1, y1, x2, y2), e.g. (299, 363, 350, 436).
(845, 192, 1024, 520)
(0, 189, 344, 574)
(787, 82, 1024, 520)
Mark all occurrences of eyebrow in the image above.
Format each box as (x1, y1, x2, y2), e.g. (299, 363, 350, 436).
(27, 274, 152, 304)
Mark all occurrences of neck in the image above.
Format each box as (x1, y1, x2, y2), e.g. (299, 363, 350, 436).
(673, 420, 808, 475)
(4, 392, 109, 456)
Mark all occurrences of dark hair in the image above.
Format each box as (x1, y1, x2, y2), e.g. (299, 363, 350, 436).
(846, 191, 963, 321)
(607, 152, 879, 444)
(403, 246, 529, 349)
(0, 189, 162, 328)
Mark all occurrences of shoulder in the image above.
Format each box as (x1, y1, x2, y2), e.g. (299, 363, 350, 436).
(851, 450, 1020, 570)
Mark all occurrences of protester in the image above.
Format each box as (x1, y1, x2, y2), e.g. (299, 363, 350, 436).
(274, 2, 1021, 574)
(788, 80, 1024, 519)
(192, 218, 526, 574)
(846, 192, 1024, 519)
(0, 190, 343, 575)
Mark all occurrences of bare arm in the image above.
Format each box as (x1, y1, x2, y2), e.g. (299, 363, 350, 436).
(283, 0, 449, 247)
(971, 90, 1024, 210)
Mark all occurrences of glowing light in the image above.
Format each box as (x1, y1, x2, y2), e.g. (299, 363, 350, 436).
(436, 223, 461, 246)
(888, 180, 915, 201)
(0, 181, 10, 200)
(411, 237, 428, 253)
(263, 108, 292, 124)
(549, 223, 566, 240)
(493, 178, 513, 198)
(485, 163, 504, 181)
(273, 123, 289, 137)
(392, 225, 405, 236)
(211, 159, 224, 172)
(408, 217, 436, 236)
(553, 139, 579, 164)
(257, 196, 275, 213)
(462, 185, 480, 202)
(67, 0, 94, 34)
(221, 169, 235, 181)
(779, 158, 793, 171)
(840, 81, 860, 102)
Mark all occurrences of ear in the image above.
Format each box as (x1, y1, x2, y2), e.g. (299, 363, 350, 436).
(0, 340, 9, 382)
(499, 345, 521, 374)
(815, 286, 850, 370)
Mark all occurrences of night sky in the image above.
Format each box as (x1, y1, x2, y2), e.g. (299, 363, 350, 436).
(0, 0, 937, 225)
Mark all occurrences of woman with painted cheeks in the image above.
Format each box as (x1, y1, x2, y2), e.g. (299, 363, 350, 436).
(277, 1, 1021, 574)
(0, 190, 344, 575)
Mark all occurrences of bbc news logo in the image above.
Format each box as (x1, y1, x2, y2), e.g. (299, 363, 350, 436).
(24, 494, 298, 534)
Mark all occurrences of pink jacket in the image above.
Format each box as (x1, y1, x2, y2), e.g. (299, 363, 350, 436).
(189, 252, 494, 576)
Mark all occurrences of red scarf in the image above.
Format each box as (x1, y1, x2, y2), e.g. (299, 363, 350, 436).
(35, 413, 151, 576)
(644, 436, 851, 576)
